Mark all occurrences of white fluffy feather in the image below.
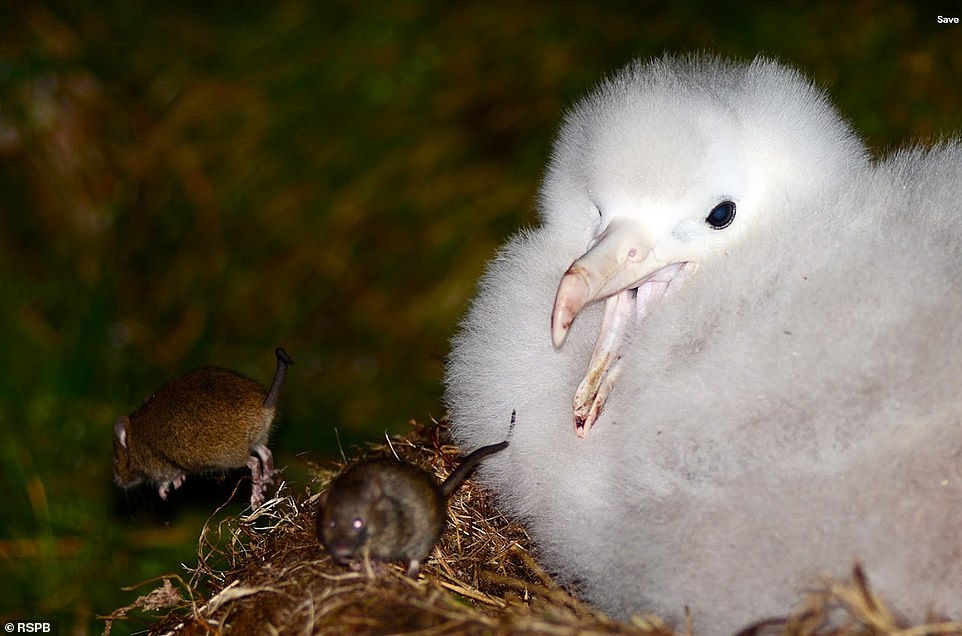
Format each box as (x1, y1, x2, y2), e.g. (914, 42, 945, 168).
(444, 54, 962, 634)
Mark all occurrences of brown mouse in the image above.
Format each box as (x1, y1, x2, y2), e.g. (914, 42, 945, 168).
(113, 346, 294, 509)
(317, 421, 512, 577)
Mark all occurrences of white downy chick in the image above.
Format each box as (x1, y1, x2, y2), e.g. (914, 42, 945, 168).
(445, 54, 962, 634)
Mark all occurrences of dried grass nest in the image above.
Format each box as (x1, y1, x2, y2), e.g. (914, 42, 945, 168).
(106, 419, 962, 636)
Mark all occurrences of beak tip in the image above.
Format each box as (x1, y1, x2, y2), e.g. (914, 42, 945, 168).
(551, 324, 566, 350)
(575, 418, 588, 439)
(552, 272, 589, 349)
(551, 308, 573, 349)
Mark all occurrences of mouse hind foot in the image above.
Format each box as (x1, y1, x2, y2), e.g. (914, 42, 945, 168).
(247, 444, 275, 508)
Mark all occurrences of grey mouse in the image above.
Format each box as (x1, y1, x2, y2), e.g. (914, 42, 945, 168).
(317, 418, 512, 577)
(112, 346, 294, 509)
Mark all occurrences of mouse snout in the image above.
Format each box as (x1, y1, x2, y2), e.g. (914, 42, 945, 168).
(326, 541, 359, 564)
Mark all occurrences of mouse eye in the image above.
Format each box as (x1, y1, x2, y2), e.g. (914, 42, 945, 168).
(352, 518, 365, 531)
(705, 200, 736, 230)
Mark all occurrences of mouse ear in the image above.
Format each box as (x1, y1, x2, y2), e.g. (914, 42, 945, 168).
(367, 472, 385, 500)
(114, 416, 130, 453)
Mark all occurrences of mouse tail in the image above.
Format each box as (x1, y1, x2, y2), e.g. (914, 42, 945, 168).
(263, 347, 294, 408)
(439, 439, 508, 498)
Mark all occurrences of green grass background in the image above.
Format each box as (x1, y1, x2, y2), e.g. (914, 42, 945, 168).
(1, 1, 959, 633)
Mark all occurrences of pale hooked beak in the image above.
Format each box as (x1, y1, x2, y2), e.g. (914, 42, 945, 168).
(550, 218, 690, 437)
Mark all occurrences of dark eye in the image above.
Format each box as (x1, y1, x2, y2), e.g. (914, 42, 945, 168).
(706, 201, 736, 230)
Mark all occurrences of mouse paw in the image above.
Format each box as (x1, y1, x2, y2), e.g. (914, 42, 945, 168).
(157, 473, 186, 501)
(247, 448, 274, 508)
(405, 559, 424, 578)
(251, 444, 275, 485)
(249, 486, 266, 509)
(253, 444, 277, 484)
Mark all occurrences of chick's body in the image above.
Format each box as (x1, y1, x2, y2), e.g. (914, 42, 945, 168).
(444, 54, 962, 634)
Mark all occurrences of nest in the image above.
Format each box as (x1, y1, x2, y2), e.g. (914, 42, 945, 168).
(104, 419, 962, 635)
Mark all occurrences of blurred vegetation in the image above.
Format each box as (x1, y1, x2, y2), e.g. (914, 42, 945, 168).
(0, 1, 958, 633)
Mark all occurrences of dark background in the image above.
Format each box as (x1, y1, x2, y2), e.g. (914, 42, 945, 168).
(1, 1, 959, 633)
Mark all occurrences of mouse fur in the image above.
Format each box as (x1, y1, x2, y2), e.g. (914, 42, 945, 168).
(317, 439, 508, 577)
(113, 346, 294, 508)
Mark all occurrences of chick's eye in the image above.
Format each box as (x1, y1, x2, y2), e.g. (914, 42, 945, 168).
(706, 201, 736, 230)
(352, 518, 365, 531)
